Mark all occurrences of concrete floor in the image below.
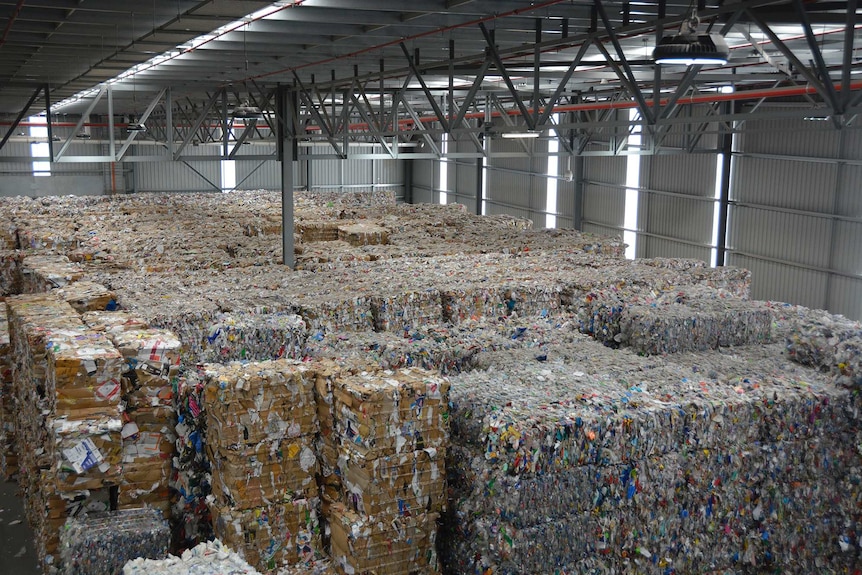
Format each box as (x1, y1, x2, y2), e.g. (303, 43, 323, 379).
(0, 479, 41, 575)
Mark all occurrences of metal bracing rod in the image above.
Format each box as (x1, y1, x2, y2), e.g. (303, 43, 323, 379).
(537, 39, 593, 127)
(107, 84, 115, 159)
(449, 38, 455, 125)
(746, 9, 835, 110)
(843, 0, 858, 108)
(739, 26, 791, 76)
(350, 93, 395, 158)
(687, 109, 723, 152)
(451, 58, 491, 131)
(174, 102, 197, 146)
(0, 84, 43, 153)
(658, 65, 704, 119)
(448, 99, 486, 154)
(793, 0, 841, 113)
(401, 99, 441, 156)
(117, 88, 166, 162)
(182, 160, 221, 192)
(292, 72, 344, 156)
(222, 88, 230, 159)
(399, 42, 450, 132)
(384, 73, 415, 132)
(311, 82, 337, 135)
(544, 107, 574, 156)
(355, 78, 381, 131)
(248, 80, 278, 133)
(593, 0, 652, 124)
(44, 85, 54, 161)
(228, 119, 258, 158)
(479, 23, 536, 131)
(593, 40, 651, 124)
(56, 86, 105, 160)
(652, 0, 666, 114)
(533, 18, 542, 125)
(174, 90, 221, 159)
(340, 89, 351, 151)
(298, 89, 344, 156)
(488, 93, 531, 155)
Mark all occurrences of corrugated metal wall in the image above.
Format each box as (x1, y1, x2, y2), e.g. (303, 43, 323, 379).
(0, 140, 111, 196)
(486, 137, 546, 227)
(453, 137, 478, 213)
(133, 144, 221, 192)
(411, 157, 435, 204)
(727, 108, 862, 318)
(308, 144, 404, 199)
(639, 153, 716, 262)
(581, 155, 627, 238)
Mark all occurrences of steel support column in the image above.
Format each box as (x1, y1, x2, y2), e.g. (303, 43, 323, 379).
(278, 86, 298, 268)
(715, 101, 735, 267)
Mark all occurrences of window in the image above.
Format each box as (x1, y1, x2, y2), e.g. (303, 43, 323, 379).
(545, 114, 560, 228)
(623, 108, 642, 259)
(221, 160, 236, 192)
(28, 116, 51, 177)
(438, 132, 448, 204)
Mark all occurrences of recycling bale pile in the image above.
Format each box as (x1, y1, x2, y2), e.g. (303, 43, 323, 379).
(327, 368, 450, 575)
(0, 249, 21, 296)
(0, 302, 16, 478)
(60, 508, 170, 575)
(203, 360, 324, 572)
(443, 338, 859, 575)
(19, 254, 85, 292)
(202, 312, 307, 362)
(171, 367, 214, 551)
(110, 328, 183, 516)
(53, 280, 118, 313)
(6, 293, 117, 568)
(781, 307, 862, 388)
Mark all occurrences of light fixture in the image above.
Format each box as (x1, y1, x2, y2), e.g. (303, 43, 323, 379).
(232, 100, 263, 119)
(501, 131, 541, 139)
(76, 132, 91, 140)
(653, 11, 729, 66)
(126, 115, 147, 133)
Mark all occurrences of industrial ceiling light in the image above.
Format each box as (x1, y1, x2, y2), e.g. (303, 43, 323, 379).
(126, 115, 147, 133)
(501, 130, 541, 139)
(232, 100, 263, 119)
(653, 10, 729, 66)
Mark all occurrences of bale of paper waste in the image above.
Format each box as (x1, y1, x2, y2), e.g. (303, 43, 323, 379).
(329, 504, 440, 575)
(54, 281, 118, 313)
(211, 498, 323, 572)
(20, 254, 84, 292)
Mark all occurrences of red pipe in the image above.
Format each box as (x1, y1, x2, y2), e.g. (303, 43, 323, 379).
(9, 80, 861, 133)
(0, 0, 26, 47)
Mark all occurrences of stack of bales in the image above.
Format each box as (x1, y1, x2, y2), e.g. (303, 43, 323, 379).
(0, 303, 16, 478)
(204, 360, 323, 571)
(110, 328, 183, 516)
(444, 338, 858, 574)
(327, 368, 450, 575)
(6, 292, 118, 566)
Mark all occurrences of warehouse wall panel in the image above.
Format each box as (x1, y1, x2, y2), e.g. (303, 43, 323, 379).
(639, 236, 711, 262)
(135, 159, 221, 192)
(837, 164, 862, 217)
(582, 156, 627, 234)
(410, 158, 435, 204)
(728, 253, 828, 310)
(737, 113, 840, 158)
(827, 275, 862, 320)
(639, 153, 717, 261)
(830, 220, 862, 276)
(728, 207, 831, 269)
(732, 156, 837, 214)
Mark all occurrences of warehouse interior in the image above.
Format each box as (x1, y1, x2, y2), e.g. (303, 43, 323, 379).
(1, 1, 861, 574)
